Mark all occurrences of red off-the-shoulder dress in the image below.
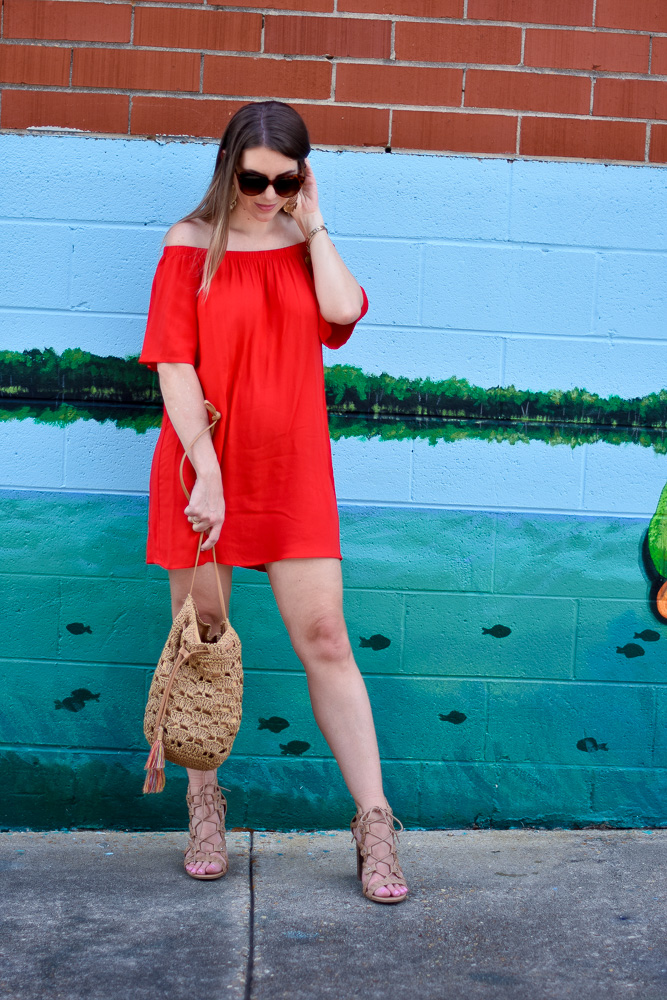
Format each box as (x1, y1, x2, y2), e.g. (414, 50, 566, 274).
(138, 242, 368, 573)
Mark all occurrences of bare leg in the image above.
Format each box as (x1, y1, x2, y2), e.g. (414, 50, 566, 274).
(265, 557, 407, 899)
(168, 561, 233, 877)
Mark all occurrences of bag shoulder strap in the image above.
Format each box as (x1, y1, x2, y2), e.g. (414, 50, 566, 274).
(177, 400, 228, 625)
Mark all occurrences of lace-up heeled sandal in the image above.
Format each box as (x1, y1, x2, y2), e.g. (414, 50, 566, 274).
(184, 781, 229, 880)
(350, 804, 409, 904)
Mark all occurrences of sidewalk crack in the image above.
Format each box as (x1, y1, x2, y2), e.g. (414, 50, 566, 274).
(244, 830, 255, 1000)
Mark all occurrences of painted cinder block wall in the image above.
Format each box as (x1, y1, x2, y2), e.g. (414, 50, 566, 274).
(0, 1, 665, 830)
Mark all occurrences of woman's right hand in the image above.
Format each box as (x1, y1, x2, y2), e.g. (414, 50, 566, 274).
(184, 470, 226, 551)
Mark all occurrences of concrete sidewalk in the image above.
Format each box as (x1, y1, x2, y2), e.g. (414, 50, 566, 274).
(0, 828, 665, 1000)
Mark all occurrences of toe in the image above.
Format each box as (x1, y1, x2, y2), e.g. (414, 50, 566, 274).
(371, 883, 391, 897)
(387, 883, 406, 896)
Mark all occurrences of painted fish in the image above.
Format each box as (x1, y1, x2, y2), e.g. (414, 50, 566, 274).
(70, 689, 100, 703)
(55, 696, 85, 712)
(616, 643, 645, 658)
(66, 623, 92, 635)
(439, 711, 467, 725)
(634, 630, 660, 642)
(576, 737, 609, 753)
(258, 716, 289, 733)
(359, 634, 391, 650)
(54, 689, 100, 712)
(482, 625, 511, 638)
(279, 740, 311, 757)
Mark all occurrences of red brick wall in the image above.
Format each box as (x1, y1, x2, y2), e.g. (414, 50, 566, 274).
(2, 0, 667, 163)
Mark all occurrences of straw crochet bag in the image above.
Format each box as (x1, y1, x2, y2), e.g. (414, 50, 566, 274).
(142, 401, 243, 793)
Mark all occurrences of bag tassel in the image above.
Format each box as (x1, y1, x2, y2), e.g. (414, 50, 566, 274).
(142, 646, 190, 794)
(143, 726, 166, 794)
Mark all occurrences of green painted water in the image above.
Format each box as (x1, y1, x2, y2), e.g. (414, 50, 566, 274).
(1, 488, 665, 829)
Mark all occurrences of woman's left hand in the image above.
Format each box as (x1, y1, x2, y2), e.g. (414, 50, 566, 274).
(289, 159, 323, 231)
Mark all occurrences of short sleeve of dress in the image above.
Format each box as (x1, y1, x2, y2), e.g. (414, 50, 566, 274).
(319, 287, 369, 351)
(138, 248, 202, 372)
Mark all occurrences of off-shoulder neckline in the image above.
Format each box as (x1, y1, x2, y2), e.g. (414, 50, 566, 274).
(162, 242, 307, 257)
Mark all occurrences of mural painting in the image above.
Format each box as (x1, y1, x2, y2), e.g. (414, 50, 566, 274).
(1, 138, 665, 830)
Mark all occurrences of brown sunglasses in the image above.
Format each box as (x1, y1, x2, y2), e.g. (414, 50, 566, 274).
(235, 169, 304, 199)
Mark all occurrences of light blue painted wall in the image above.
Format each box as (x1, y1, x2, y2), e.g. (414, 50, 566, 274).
(1, 133, 664, 399)
(1, 133, 666, 829)
(2, 421, 665, 521)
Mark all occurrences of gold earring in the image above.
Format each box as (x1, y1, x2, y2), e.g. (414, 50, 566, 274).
(229, 189, 238, 211)
(284, 197, 298, 214)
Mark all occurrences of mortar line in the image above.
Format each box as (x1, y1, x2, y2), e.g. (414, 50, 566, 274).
(506, 155, 513, 240)
(578, 443, 588, 510)
(490, 510, 497, 594)
(399, 591, 407, 672)
(590, 251, 601, 338)
(244, 830, 255, 1000)
(6, 16, 667, 36)
(0, 587, 654, 605)
(570, 598, 580, 680)
(416, 240, 425, 325)
(9, 46, 667, 79)
(91, 4, 667, 31)
(482, 680, 490, 761)
(0, 487, 659, 517)
(13, 216, 667, 255)
(3, 742, 666, 766)
(3, 132, 664, 166)
(648, 676, 662, 771)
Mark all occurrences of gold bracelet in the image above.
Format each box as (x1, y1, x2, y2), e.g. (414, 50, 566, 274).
(306, 224, 328, 248)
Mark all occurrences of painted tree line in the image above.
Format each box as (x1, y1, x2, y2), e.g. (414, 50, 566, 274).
(1, 348, 665, 428)
(3, 402, 665, 455)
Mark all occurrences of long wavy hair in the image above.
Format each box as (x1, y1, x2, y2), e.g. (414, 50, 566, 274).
(176, 101, 311, 299)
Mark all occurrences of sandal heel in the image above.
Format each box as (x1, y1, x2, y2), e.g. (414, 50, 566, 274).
(184, 781, 229, 881)
(349, 804, 409, 904)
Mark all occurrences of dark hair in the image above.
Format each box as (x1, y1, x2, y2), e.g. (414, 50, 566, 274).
(177, 101, 311, 297)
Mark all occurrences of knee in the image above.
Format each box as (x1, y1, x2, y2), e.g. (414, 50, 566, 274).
(299, 613, 353, 666)
(172, 588, 223, 635)
(196, 605, 224, 635)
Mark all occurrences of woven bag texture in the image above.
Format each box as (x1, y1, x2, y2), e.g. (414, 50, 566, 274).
(144, 593, 243, 771)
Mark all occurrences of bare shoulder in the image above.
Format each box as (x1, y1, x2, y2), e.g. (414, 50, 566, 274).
(163, 219, 212, 249)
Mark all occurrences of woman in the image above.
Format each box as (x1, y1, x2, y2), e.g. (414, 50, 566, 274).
(139, 100, 408, 903)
